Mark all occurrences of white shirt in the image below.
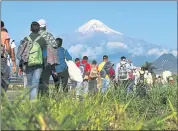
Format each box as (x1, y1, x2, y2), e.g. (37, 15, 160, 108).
(7, 39, 16, 67)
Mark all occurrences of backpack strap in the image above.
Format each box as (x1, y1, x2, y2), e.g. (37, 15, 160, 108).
(101, 61, 108, 71)
(26, 36, 32, 42)
(26, 35, 41, 43)
(10, 39, 14, 45)
(40, 31, 47, 37)
(34, 35, 42, 43)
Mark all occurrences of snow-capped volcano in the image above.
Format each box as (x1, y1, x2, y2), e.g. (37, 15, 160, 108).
(60, 19, 177, 66)
(75, 19, 123, 35)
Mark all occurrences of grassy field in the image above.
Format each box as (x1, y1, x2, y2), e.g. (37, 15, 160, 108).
(1, 82, 178, 130)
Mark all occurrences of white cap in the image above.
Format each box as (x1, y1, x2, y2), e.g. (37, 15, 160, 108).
(38, 19, 46, 27)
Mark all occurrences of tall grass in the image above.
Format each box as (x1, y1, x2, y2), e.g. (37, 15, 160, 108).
(1, 82, 178, 130)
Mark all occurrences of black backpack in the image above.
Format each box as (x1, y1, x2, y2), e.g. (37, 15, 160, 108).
(100, 61, 113, 78)
(138, 71, 145, 84)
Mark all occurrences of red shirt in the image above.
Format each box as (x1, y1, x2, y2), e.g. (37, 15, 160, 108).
(81, 60, 91, 72)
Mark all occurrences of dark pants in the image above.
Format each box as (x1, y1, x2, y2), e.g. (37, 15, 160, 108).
(136, 84, 147, 97)
(88, 78, 98, 94)
(53, 69, 69, 93)
(1, 58, 9, 93)
(38, 64, 52, 98)
(115, 79, 135, 92)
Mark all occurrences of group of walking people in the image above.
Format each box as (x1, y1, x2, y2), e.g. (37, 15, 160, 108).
(1, 19, 155, 100)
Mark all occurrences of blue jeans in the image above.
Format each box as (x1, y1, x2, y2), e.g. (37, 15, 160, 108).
(76, 81, 88, 96)
(127, 80, 135, 93)
(101, 78, 110, 93)
(26, 66, 42, 100)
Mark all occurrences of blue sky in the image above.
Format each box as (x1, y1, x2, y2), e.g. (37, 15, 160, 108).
(1, 1, 177, 49)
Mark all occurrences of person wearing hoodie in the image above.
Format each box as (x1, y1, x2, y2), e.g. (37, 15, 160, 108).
(53, 38, 72, 92)
(37, 19, 58, 98)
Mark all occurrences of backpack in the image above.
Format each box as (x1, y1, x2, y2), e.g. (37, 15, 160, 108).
(16, 38, 31, 63)
(118, 62, 129, 80)
(79, 63, 87, 78)
(100, 61, 113, 78)
(138, 71, 145, 85)
(39, 31, 58, 48)
(109, 67, 115, 80)
(27, 36, 43, 66)
(89, 65, 98, 78)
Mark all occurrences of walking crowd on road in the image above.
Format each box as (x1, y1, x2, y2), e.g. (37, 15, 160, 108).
(1, 19, 175, 100)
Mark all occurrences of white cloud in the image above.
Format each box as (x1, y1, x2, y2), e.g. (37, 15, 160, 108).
(171, 50, 177, 57)
(128, 47, 145, 57)
(106, 42, 128, 49)
(81, 46, 103, 59)
(68, 44, 104, 59)
(68, 44, 83, 54)
(147, 48, 169, 56)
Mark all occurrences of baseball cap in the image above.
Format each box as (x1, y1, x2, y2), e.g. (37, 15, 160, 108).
(37, 19, 46, 27)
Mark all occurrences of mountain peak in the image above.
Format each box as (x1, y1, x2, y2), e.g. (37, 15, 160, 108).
(75, 19, 122, 35)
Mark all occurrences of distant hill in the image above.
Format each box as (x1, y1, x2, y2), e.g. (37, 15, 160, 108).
(152, 53, 177, 75)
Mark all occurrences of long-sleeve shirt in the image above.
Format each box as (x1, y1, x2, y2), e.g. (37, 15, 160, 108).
(115, 61, 134, 81)
(55, 47, 72, 73)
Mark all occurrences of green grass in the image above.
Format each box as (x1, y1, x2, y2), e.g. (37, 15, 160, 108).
(1, 82, 178, 130)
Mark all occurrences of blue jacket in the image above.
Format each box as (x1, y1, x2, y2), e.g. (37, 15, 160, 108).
(55, 47, 72, 73)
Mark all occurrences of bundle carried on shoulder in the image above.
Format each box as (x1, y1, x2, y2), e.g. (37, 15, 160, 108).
(65, 59, 83, 82)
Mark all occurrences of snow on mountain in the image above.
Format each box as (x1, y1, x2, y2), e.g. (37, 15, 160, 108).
(75, 19, 123, 35)
(61, 19, 177, 66)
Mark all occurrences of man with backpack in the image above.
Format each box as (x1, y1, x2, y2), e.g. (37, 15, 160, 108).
(1, 21, 15, 92)
(18, 21, 47, 100)
(37, 19, 59, 98)
(52, 38, 72, 93)
(88, 60, 98, 94)
(98, 55, 114, 93)
(115, 56, 134, 91)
